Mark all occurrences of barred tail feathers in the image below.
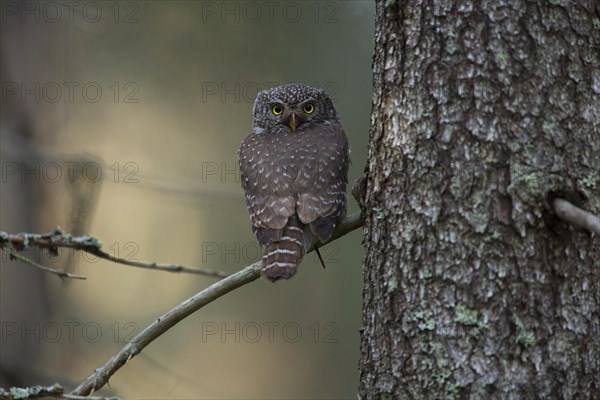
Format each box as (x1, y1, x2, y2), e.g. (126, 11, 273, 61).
(261, 215, 305, 282)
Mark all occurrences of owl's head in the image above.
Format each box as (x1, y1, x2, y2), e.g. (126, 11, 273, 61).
(252, 83, 339, 134)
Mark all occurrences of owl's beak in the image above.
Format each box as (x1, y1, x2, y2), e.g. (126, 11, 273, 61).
(289, 113, 298, 133)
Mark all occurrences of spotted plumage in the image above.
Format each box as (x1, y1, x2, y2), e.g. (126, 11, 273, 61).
(239, 83, 349, 281)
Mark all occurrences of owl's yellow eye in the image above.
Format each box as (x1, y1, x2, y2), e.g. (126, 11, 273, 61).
(272, 104, 283, 115)
(303, 103, 315, 114)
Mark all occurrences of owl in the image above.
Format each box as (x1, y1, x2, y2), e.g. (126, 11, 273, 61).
(238, 83, 349, 282)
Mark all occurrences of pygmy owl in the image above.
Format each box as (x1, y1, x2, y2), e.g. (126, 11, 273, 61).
(238, 83, 349, 282)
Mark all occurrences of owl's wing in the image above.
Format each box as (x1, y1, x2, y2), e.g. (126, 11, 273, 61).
(239, 134, 296, 245)
(296, 124, 349, 242)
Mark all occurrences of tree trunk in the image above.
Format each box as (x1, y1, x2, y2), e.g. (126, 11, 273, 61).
(359, 1, 600, 398)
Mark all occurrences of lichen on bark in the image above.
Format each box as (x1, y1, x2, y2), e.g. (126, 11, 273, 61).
(359, 1, 600, 398)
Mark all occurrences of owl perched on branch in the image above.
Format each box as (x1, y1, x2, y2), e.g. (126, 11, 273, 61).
(238, 83, 349, 282)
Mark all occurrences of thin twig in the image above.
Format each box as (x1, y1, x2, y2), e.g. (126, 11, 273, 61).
(61, 394, 120, 400)
(84, 248, 229, 278)
(69, 211, 364, 396)
(0, 228, 229, 278)
(552, 198, 600, 235)
(0, 248, 86, 280)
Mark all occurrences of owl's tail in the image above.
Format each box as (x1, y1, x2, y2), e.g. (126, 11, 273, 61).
(262, 215, 305, 282)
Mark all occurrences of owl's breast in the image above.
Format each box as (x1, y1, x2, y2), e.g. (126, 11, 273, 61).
(239, 123, 348, 195)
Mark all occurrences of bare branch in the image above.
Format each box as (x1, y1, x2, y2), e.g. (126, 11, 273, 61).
(83, 247, 229, 278)
(62, 394, 120, 400)
(552, 198, 600, 235)
(69, 211, 364, 396)
(0, 383, 64, 399)
(0, 228, 229, 278)
(0, 248, 86, 280)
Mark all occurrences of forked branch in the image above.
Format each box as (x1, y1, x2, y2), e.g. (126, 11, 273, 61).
(0, 228, 229, 279)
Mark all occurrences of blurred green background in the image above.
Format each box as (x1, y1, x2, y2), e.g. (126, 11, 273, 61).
(0, 1, 373, 398)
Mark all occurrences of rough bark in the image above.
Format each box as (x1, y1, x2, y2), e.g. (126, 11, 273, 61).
(359, 1, 600, 399)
